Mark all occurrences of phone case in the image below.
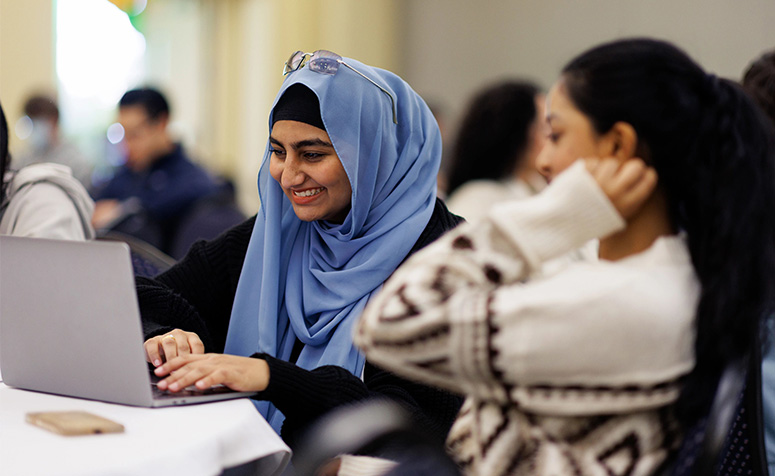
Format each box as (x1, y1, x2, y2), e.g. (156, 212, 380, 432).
(26, 411, 125, 436)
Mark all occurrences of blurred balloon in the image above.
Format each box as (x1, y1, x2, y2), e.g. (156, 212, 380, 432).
(107, 0, 147, 16)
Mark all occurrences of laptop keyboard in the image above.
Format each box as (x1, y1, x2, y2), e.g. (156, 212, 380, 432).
(150, 374, 237, 399)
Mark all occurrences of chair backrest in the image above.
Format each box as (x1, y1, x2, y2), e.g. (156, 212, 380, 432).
(168, 190, 246, 260)
(659, 331, 768, 476)
(696, 356, 750, 475)
(292, 400, 460, 476)
(715, 334, 768, 476)
(97, 231, 176, 278)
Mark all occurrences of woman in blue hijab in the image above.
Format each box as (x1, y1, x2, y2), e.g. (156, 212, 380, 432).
(136, 51, 463, 444)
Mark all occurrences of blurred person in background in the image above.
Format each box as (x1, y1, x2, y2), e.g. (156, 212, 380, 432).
(427, 100, 451, 198)
(0, 99, 94, 240)
(444, 80, 547, 223)
(741, 48, 775, 476)
(91, 87, 218, 252)
(743, 49, 775, 125)
(13, 94, 94, 189)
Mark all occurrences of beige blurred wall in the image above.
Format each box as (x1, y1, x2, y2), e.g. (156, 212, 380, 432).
(401, 0, 775, 133)
(0, 0, 56, 153)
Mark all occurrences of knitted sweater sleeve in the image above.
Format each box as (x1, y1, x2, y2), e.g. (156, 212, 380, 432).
(136, 216, 256, 352)
(356, 162, 698, 415)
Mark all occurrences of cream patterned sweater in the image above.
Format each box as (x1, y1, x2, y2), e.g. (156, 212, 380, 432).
(355, 161, 699, 476)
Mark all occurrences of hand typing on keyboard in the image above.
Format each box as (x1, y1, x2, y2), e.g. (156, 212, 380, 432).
(152, 380, 236, 397)
(154, 353, 271, 393)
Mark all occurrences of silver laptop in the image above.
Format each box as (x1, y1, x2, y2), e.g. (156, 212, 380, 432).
(0, 235, 255, 406)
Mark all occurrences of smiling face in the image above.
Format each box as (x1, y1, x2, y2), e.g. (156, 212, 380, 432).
(535, 80, 613, 181)
(268, 120, 352, 223)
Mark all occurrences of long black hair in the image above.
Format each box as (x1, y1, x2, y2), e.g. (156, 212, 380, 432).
(0, 100, 10, 206)
(446, 80, 540, 195)
(562, 38, 775, 425)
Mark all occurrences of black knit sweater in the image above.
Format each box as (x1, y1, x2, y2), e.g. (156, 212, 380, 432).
(136, 198, 464, 447)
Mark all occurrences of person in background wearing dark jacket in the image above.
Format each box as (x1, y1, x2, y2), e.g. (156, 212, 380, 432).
(135, 50, 463, 473)
(91, 87, 218, 250)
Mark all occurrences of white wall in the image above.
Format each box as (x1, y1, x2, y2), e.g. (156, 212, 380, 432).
(401, 0, 775, 131)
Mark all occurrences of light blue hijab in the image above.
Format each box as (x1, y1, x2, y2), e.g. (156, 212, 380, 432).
(223, 56, 442, 433)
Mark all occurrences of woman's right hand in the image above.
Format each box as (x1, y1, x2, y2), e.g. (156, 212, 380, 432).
(584, 158, 658, 220)
(144, 329, 205, 367)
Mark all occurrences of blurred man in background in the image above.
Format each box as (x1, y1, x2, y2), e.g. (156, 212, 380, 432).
(92, 87, 218, 252)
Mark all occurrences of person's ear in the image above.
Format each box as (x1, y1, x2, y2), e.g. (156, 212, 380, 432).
(599, 121, 638, 161)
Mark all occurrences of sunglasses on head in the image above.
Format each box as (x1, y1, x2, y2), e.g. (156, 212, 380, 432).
(283, 50, 398, 125)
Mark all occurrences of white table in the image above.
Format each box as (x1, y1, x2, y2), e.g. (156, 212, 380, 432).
(0, 381, 291, 476)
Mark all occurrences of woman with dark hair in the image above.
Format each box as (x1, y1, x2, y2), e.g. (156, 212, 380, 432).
(136, 51, 463, 471)
(356, 38, 775, 475)
(445, 81, 546, 222)
(0, 99, 94, 239)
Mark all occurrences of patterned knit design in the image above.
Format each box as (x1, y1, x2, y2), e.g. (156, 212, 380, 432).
(447, 400, 680, 476)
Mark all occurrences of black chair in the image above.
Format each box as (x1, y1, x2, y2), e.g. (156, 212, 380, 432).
(715, 335, 768, 475)
(660, 333, 768, 476)
(97, 231, 176, 278)
(292, 400, 460, 476)
(660, 356, 750, 476)
(168, 188, 246, 260)
(95, 197, 166, 252)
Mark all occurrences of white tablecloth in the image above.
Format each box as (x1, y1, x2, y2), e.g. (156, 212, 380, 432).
(0, 382, 291, 476)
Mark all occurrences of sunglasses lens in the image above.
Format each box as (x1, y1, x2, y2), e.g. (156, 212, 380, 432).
(289, 51, 305, 70)
(308, 58, 339, 75)
(282, 49, 397, 124)
(308, 50, 341, 75)
(313, 50, 339, 59)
